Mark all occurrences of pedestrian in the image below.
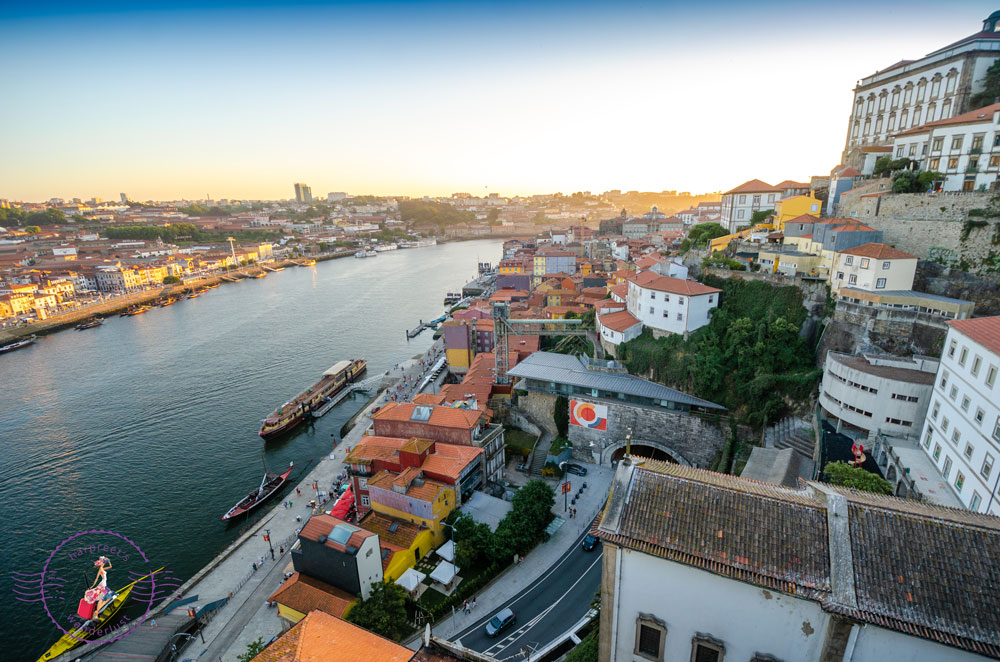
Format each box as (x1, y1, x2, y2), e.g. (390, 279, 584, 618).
(260, 555, 265, 566)
(252, 561, 257, 572)
(470, 597, 477, 611)
(462, 599, 469, 614)
(296, 487, 301, 496)
(279, 545, 284, 555)
(296, 515, 301, 522)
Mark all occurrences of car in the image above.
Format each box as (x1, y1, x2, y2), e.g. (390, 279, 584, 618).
(565, 463, 588, 476)
(485, 607, 516, 638)
(582, 534, 599, 551)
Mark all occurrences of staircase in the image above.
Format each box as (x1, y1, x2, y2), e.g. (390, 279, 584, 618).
(765, 417, 815, 459)
(528, 433, 553, 476)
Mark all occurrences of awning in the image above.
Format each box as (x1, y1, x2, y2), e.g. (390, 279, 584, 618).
(430, 560, 456, 585)
(395, 568, 426, 592)
(330, 486, 354, 519)
(437, 539, 455, 562)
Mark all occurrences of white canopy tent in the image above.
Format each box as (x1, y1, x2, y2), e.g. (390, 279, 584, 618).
(429, 560, 457, 586)
(395, 568, 426, 593)
(437, 539, 455, 562)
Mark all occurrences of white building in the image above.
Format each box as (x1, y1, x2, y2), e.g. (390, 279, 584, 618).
(719, 179, 782, 232)
(842, 11, 1000, 169)
(831, 243, 918, 295)
(918, 316, 1000, 515)
(893, 102, 1000, 192)
(597, 309, 643, 348)
(819, 352, 938, 438)
(597, 459, 1000, 662)
(626, 272, 720, 337)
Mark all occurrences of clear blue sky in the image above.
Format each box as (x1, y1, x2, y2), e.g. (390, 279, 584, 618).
(0, 1, 992, 201)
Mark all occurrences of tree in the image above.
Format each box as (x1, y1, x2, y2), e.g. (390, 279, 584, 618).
(749, 209, 773, 225)
(26, 208, 66, 226)
(892, 171, 920, 193)
(970, 58, 1000, 108)
(237, 637, 266, 662)
(823, 462, 893, 495)
(554, 395, 569, 438)
(686, 223, 729, 247)
(486, 208, 501, 226)
(346, 581, 409, 641)
(564, 632, 599, 662)
(449, 512, 494, 569)
(874, 156, 915, 177)
(490, 479, 555, 563)
(163, 275, 181, 284)
(71, 214, 87, 223)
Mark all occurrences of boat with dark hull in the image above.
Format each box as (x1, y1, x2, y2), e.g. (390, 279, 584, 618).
(0, 335, 36, 353)
(75, 319, 103, 330)
(259, 359, 366, 440)
(222, 462, 294, 520)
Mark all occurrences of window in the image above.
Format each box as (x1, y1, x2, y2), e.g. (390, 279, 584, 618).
(949, 385, 958, 400)
(948, 157, 959, 169)
(737, 209, 745, 219)
(942, 417, 950, 432)
(849, 274, 857, 285)
(930, 157, 940, 170)
(836, 271, 844, 281)
(991, 155, 1000, 168)
(767, 194, 775, 203)
(959, 347, 968, 366)
(908, 144, 917, 157)
(676, 313, 683, 321)
(691, 634, 725, 662)
(962, 396, 971, 411)
(882, 261, 891, 270)
(896, 145, 905, 157)
(971, 491, 982, 512)
(933, 443, 942, 460)
(845, 256, 854, 265)
(361, 495, 370, 506)
(952, 429, 961, 446)
(932, 401, 940, 419)
(972, 355, 982, 376)
(860, 258, 870, 269)
(948, 341, 956, 358)
(752, 194, 761, 205)
(976, 408, 986, 424)
(984, 454, 995, 480)
(943, 456, 953, 478)
(876, 278, 887, 289)
(964, 443, 975, 459)
(932, 137, 943, 151)
(973, 134, 984, 150)
(924, 429, 933, 448)
(708, 295, 713, 303)
(634, 615, 666, 661)
(955, 471, 965, 491)
(649, 306, 654, 314)
(650, 292, 655, 299)
(678, 297, 685, 304)
(987, 365, 997, 387)
(951, 135, 963, 150)
(664, 294, 670, 302)
(663, 310, 669, 318)
(994, 416, 1000, 441)
(738, 195, 746, 204)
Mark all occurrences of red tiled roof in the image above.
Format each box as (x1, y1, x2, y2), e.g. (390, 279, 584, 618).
(784, 214, 818, 225)
(630, 271, 721, 296)
(253, 609, 415, 662)
(299, 514, 375, 552)
(948, 315, 1000, 356)
(774, 180, 810, 190)
(724, 179, 782, 195)
(267, 573, 355, 619)
(837, 243, 916, 260)
(599, 310, 642, 333)
(837, 167, 862, 178)
(830, 223, 877, 232)
(371, 402, 484, 429)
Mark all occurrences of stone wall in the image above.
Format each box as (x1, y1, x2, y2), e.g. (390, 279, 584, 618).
(516, 391, 559, 436)
(565, 395, 727, 468)
(915, 260, 1000, 316)
(836, 191, 1000, 273)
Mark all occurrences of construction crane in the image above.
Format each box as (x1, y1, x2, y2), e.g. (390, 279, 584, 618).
(492, 302, 586, 385)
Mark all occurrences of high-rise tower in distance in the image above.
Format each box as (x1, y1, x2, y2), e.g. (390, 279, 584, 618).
(294, 183, 313, 204)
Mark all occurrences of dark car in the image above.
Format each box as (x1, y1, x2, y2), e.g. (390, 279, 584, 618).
(485, 607, 516, 638)
(582, 534, 599, 551)
(565, 463, 588, 476)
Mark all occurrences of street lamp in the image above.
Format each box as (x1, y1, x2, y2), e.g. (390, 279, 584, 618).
(558, 462, 570, 512)
(264, 529, 275, 561)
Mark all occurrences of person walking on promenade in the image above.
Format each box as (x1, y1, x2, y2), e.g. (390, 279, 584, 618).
(462, 599, 469, 614)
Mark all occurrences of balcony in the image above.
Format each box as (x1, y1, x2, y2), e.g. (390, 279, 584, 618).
(966, 165, 980, 174)
(970, 147, 983, 155)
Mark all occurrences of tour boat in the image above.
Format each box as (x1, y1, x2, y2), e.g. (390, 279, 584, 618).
(259, 359, 367, 440)
(443, 292, 462, 305)
(365, 250, 377, 257)
(375, 243, 397, 252)
(187, 292, 201, 299)
(354, 251, 367, 258)
(75, 319, 103, 330)
(0, 335, 36, 353)
(222, 461, 294, 520)
(35, 567, 165, 662)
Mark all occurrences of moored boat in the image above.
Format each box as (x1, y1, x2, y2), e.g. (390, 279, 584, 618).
(253, 271, 266, 279)
(443, 292, 462, 305)
(75, 319, 103, 330)
(119, 305, 150, 317)
(354, 251, 367, 258)
(365, 250, 377, 257)
(0, 335, 36, 353)
(222, 462, 294, 520)
(187, 291, 201, 299)
(375, 243, 397, 252)
(259, 359, 367, 440)
(159, 297, 178, 307)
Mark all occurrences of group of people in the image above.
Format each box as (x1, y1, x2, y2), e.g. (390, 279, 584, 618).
(461, 596, 478, 614)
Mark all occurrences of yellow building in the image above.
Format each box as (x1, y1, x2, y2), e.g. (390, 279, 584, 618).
(367, 468, 456, 547)
(772, 192, 822, 230)
(441, 319, 474, 370)
(358, 511, 435, 582)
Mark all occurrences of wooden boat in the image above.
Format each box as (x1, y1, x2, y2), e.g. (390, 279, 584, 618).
(0, 335, 36, 353)
(119, 306, 149, 317)
(253, 272, 266, 279)
(259, 359, 367, 440)
(187, 292, 201, 299)
(75, 319, 103, 330)
(222, 462, 294, 520)
(35, 567, 165, 662)
(159, 298, 178, 307)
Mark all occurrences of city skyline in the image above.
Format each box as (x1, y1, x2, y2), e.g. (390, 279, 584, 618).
(0, 1, 988, 201)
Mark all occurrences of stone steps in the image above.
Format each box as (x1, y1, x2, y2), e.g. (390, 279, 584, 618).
(775, 429, 815, 459)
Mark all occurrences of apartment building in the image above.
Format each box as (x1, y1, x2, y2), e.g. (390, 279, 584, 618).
(830, 243, 918, 295)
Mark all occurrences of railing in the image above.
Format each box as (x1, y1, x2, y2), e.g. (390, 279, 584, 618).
(966, 165, 980, 173)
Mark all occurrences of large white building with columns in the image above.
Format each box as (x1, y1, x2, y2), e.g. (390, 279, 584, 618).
(842, 11, 1000, 170)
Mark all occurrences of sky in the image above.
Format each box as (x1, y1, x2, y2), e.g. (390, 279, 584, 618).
(0, 1, 995, 201)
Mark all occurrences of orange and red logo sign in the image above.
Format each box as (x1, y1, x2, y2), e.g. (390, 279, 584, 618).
(570, 400, 607, 430)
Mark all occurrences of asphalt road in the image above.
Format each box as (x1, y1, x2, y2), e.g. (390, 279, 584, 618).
(452, 528, 602, 659)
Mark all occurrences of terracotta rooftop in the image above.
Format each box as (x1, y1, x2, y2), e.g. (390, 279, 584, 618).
(368, 469, 450, 503)
(949, 315, 1000, 356)
(630, 271, 721, 296)
(599, 310, 642, 333)
(723, 179, 782, 195)
(774, 179, 810, 190)
(299, 514, 375, 553)
(252, 609, 415, 662)
(267, 573, 356, 619)
(372, 402, 485, 430)
(837, 167, 862, 178)
(359, 510, 425, 549)
(838, 243, 916, 260)
(597, 460, 1000, 659)
(420, 442, 483, 481)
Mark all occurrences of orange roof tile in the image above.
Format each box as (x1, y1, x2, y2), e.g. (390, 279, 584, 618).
(838, 243, 916, 260)
(299, 514, 375, 552)
(630, 271, 721, 296)
(371, 402, 485, 429)
(412, 393, 447, 406)
(358, 510, 424, 549)
(837, 167, 862, 178)
(774, 180, 810, 190)
(267, 574, 355, 619)
(258, 610, 414, 662)
(599, 310, 642, 332)
(723, 179, 782, 194)
(948, 315, 1000, 356)
(368, 470, 449, 503)
(420, 443, 483, 481)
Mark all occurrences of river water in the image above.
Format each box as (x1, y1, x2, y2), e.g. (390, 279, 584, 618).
(0, 239, 502, 659)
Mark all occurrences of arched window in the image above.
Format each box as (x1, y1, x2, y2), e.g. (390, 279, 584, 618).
(867, 94, 876, 114)
(863, 119, 871, 135)
(927, 102, 937, 122)
(853, 120, 860, 138)
(931, 74, 942, 99)
(875, 116, 884, 134)
(900, 109, 909, 127)
(912, 106, 922, 127)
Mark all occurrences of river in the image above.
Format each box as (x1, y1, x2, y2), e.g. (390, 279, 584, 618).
(0, 239, 502, 659)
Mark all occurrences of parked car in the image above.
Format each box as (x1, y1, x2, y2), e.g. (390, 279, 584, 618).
(565, 463, 588, 476)
(582, 534, 599, 551)
(485, 607, 516, 638)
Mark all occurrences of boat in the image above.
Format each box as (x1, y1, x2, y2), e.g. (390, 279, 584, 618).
(119, 306, 149, 317)
(375, 243, 397, 252)
(365, 250, 377, 257)
(205, 282, 221, 289)
(159, 298, 178, 307)
(354, 251, 367, 258)
(187, 292, 201, 299)
(415, 238, 437, 247)
(222, 461, 294, 520)
(75, 319, 103, 330)
(253, 272, 266, 278)
(300, 259, 316, 267)
(443, 292, 462, 305)
(0, 335, 36, 353)
(259, 359, 367, 440)
(35, 567, 165, 662)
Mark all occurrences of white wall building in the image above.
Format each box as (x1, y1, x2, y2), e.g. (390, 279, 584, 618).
(918, 316, 1000, 515)
(893, 102, 1000, 192)
(831, 243, 918, 295)
(626, 272, 720, 337)
(719, 179, 782, 232)
(597, 460, 1000, 662)
(842, 11, 1000, 169)
(597, 309, 643, 348)
(819, 352, 938, 438)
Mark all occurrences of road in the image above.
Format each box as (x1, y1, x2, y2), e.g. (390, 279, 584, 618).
(452, 527, 602, 659)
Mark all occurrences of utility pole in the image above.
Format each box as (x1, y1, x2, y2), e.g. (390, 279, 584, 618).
(264, 529, 274, 561)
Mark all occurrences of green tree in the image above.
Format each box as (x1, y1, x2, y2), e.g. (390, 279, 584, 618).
(163, 275, 181, 284)
(823, 462, 893, 494)
(486, 208, 501, 226)
(71, 214, 87, 223)
(237, 637, 266, 662)
(687, 222, 729, 247)
(554, 395, 569, 437)
(346, 581, 409, 641)
(0, 207, 26, 226)
(917, 170, 946, 191)
(24, 225, 41, 234)
(449, 512, 494, 569)
(749, 209, 773, 225)
(26, 208, 66, 226)
(490, 479, 555, 563)
(970, 58, 1000, 108)
(564, 632, 599, 662)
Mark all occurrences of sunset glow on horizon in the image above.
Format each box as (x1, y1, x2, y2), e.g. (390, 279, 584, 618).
(0, 1, 990, 201)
